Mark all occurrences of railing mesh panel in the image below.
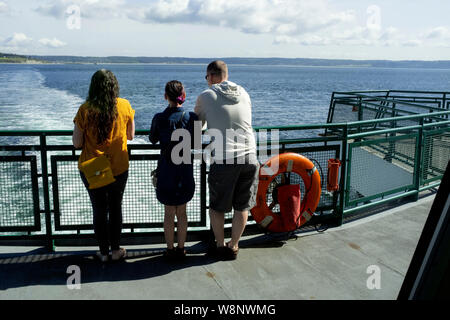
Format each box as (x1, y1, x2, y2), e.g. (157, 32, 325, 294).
(422, 131, 450, 184)
(348, 135, 417, 204)
(123, 158, 203, 225)
(332, 102, 359, 123)
(0, 157, 38, 229)
(53, 159, 91, 227)
(52, 156, 204, 229)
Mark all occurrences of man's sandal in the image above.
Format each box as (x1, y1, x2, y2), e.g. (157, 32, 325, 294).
(219, 243, 239, 261)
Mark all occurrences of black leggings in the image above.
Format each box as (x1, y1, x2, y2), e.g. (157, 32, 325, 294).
(80, 171, 128, 255)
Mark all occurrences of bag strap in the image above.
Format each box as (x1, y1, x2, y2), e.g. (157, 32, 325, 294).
(161, 111, 186, 159)
(175, 111, 186, 129)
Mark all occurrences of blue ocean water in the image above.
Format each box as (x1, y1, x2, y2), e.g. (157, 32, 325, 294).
(0, 63, 449, 132)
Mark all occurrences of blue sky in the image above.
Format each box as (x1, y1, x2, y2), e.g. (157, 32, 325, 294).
(1, 0, 449, 60)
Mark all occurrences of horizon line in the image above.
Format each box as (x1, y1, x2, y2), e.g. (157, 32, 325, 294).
(2, 52, 450, 63)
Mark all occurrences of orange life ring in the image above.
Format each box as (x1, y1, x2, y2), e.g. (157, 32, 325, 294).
(250, 153, 321, 232)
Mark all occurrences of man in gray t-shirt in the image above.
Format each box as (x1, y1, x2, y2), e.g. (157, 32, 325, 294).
(195, 60, 259, 260)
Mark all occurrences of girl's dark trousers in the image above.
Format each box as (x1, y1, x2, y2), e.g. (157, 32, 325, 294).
(80, 171, 128, 255)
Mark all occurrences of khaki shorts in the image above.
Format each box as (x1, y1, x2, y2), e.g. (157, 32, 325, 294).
(208, 159, 260, 213)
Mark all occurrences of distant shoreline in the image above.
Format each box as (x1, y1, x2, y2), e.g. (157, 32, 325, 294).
(3, 62, 450, 71)
(0, 61, 371, 67)
(2, 53, 450, 69)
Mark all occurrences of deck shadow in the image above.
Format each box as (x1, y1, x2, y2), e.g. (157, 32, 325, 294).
(0, 246, 217, 291)
(0, 234, 299, 291)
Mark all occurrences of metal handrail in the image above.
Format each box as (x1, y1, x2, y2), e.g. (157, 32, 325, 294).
(1, 111, 449, 136)
(333, 94, 445, 112)
(346, 110, 450, 127)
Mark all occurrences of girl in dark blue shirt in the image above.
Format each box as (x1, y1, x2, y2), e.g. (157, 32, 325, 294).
(149, 80, 198, 259)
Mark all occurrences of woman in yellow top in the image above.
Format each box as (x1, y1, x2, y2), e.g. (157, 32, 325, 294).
(72, 69, 135, 262)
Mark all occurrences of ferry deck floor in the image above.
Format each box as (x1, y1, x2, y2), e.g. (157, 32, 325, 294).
(0, 193, 435, 300)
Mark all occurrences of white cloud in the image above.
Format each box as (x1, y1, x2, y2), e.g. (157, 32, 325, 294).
(134, 0, 423, 49)
(33, 0, 358, 45)
(36, 0, 125, 19)
(141, 0, 190, 22)
(422, 27, 450, 40)
(402, 40, 422, 47)
(2, 33, 67, 51)
(32, 0, 450, 52)
(273, 35, 300, 45)
(4, 33, 33, 47)
(127, 0, 356, 36)
(279, 23, 423, 49)
(414, 26, 450, 48)
(339, 26, 403, 46)
(0, 1, 8, 13)
(39, 38, 67, 48)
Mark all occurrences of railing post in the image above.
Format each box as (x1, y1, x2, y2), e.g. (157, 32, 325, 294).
(386, 102, 397, 163)
(413, 117, 424, 201)
(336, 125, 348, 226)
(443, 93, 448, 119)
(40, 134, 54, 252)
(326, 92, 336, 124)
(357, 96, 363, 122)
(324, 92, 336, 142)
(200, 157, 207, 229)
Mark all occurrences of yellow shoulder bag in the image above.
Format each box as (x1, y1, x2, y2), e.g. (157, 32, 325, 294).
(80, 155, 116, 189)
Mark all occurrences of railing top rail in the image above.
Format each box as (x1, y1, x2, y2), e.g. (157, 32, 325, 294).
(252, 123, 347, 131)
(0, 124, 349, 136)
(346, 110, 450, 127)
(385, 97, 445, 102)
(331, 92, 445, 110)
(0, 130, 74, 136)
(388, 90, 450, 95)
(360, 99, 444, 112)
(333, 90, 389, 94)
(1, 111, 449, 137)
(334, 90, 450, 95)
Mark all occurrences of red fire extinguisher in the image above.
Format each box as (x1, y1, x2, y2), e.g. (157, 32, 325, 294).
(327, 159, 341, 192)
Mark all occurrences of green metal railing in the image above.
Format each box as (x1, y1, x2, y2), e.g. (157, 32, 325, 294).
(0, 128, 342, 247)
(1, 91, 449, 250)
(327, 90, 449, 127)
(327, 90, 449, 217)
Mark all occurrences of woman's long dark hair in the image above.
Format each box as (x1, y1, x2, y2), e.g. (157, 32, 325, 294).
(86, 69, 119, 145)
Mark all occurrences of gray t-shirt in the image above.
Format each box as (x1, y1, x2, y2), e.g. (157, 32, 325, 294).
(194, 81, 257, 162)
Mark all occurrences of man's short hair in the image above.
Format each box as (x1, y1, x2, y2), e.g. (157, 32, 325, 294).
(207, 60, 228, 79)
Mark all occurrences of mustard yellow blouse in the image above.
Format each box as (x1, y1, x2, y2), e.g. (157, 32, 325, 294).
(73, 98, 135, 176)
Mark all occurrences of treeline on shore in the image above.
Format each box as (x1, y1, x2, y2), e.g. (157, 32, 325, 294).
(1, 52, 450, 69)
(0, 52, 44, 63)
